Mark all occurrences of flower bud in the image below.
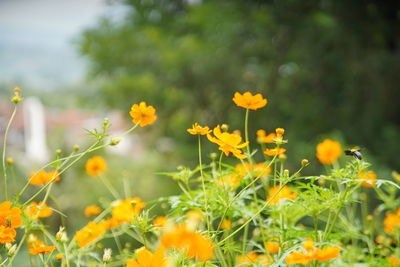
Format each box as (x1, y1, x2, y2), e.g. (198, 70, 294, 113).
(210, 153, 217, 160)
(275, 128, 285, 137)
(279, 154, 287, 161)
(103, 118, 109, 126)
(11, 88, 22, 104)
(283, 169, 289, 178)
(110, 137, 122, 146)
(233, 130, 241, 136)
(56, 227, 68, 242)
(301, 159, 309, 166)
(366, 215, 373, 221)
(6, 243, 17, 257)
(56, 253, 63, 261)
(28, 234, 37, 243)
(221, 124, 229, 132)
(103, 248, 112, 263)
(73, 145, 80, 151)
(6, 157, 14, 165)
(55, 149, 62, 156)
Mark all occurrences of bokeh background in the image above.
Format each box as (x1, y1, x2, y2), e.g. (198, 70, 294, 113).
(0, 0, 399, 263)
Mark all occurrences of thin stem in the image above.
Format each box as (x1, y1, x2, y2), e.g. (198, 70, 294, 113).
(2, 105, 17, 200)
(7, 230, 27, 267)
(99, 174, 120, 199)
(198, 136, 211, 231)
(218, 152, 224, 173)
(244, 108, 252, 163)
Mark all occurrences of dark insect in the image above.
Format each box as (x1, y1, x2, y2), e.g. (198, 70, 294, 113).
(345, 148, 362, 160)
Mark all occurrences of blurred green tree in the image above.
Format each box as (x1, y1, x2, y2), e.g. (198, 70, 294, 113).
(78, 0, 400, 169)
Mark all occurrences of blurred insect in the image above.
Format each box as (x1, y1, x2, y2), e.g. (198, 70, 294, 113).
(345, 147, 362, 160)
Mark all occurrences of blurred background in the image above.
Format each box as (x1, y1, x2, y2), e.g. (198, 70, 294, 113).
(0, 0, 400, 261)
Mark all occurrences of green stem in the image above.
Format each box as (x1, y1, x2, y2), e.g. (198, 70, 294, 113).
(198, 136, 211, 232)
(99, 174, 120, 199)
(2, 105, 17, 200)
(7, 230, 27, 267)
(244, 108, 252, 163)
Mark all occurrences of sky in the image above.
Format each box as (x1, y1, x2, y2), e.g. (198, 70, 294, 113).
(0, 0, 128, 90)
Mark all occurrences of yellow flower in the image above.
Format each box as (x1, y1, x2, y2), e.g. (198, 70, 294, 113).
(285, 251, 312, 265)
(161, 224, 214, 262)
(75, 221, 106, 248)
(0, 226, 16, 243)
(389, 257, 400, 266)
(28, 240, 56, 255)
(265, 238, 280, 254)
(25, 202, 53, 219)
(85, 205, 101, 217)
(256, 129, 276, 144)
(129, 102, 157, 127)
(207, 125, 248, 159)
(316, 139, 342, 165)
(216, 174, 241, 189)
(357, 171, 377, 188)
(187, 123, 211, 135)
(235, 162, 271, 179)
(0, 201, 22, 228)
(111, 197, 145, 224)
(384, 212, 400, 234)
(127, 246, 168, 267)
(28, 169, 60, 186)
(153, 216, 168, 228)
(264, 147, 286, 156)
(220, 219, 232, 230)
(267, 185, 298, 205)
(275, 128, 285, 138)
(313, 247, 340, 262)
(85, 156, 107, 176)
(232, 92, 267, 110)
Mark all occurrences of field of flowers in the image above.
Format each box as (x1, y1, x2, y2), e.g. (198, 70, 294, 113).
(1, 88, 400, 266)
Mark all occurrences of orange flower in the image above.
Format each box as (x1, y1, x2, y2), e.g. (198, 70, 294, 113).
(207, 125, 248, 159)
(127, 246, 168, 267)
(85, 205, 101, 217)
(316, 139, 342, 165)
(0, 226, 16, 243)
(56, 253, 63, 260)
(235, 162, 271, 179)
(232, 92, 267, 110)
(111, 197, 145, 224)
(220, 219, 231, 230)
(75, 221, 106, 248)
(0, 201, 22, 228)
(267, 185, 298, 205)
(153, 216, 168, 228)
(389, 257, 400, 266)
(101, 217, 121, 230)
(85, 156, 107, 176)
(384, 212, 400, 234)
(28, 240, 56, 255)
(161, 224, 214, 262)
(265, 238, 280, 254)
(28, 169, 60, 186)
(264, 147, 286, 156)
(313, 247, 340, 262)
(285, 251, 312, 265)
(216, 174, 241, 189)
(130, 102, 157, 127)
(357, 171, 377, 188)
(256, 129, 276, 144)
(187, 123, 211, 135)
(237, 252, 272, 266)
(275, 128, 285, 138)
(26, 202, 53, 218)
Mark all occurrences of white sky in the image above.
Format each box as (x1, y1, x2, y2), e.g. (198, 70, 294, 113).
(0, 0, 128, 90)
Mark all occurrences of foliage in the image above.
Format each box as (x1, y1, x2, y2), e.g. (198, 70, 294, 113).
(78, 0, 400, 170)
(1, 88, 400, 266)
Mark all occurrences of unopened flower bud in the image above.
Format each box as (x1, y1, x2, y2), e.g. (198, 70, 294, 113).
(210, 153, 217, 160)
(275, 128, 285, 137)
(56, 227, 68, 242)
(6, 244, 17, 257)
(103, 118, 109, 126)
(301, 159, 309, 166)
(110, 137, 122, 146)
(73, 145, 80, 151)
(56, 253, 63, 260)
(221, 124, 229, 132)
(366, 215, 373, 221)
(11, 88, 22, 104)
(317, 178, 325, 185)
(279, 154, 287, 160)
(55, 149, 62, 156)
(103, 248, 112, 263)
(28, 234, 37, 243)
(283, 169, 289, 178)
(6, 157, 14, 165)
